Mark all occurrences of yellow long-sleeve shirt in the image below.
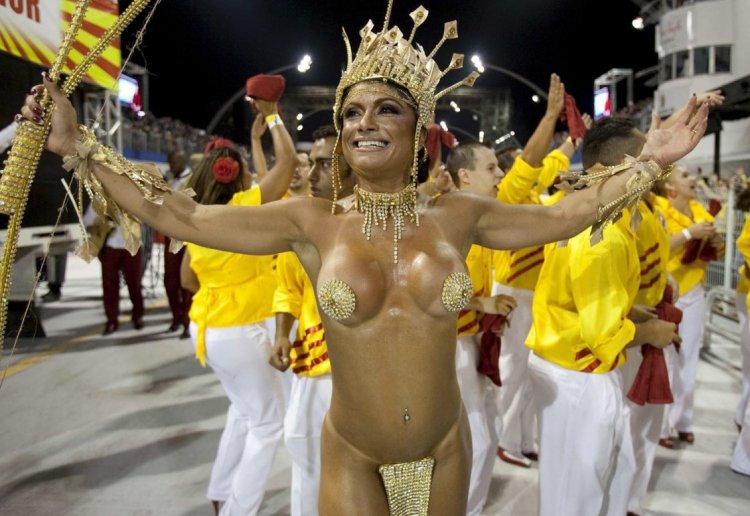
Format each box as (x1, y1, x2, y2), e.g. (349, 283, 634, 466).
(635, 196, 671, 307)
(653, 196, 714, 295)
(535, 149, 571, 195)
(457, 244, 493, 337)
(737, 215, 750, 298)
(272, 252, 331, 377)
(526, 210, 639, 373)
(188, 186, 277, 366)
(494, 151, 570, 291)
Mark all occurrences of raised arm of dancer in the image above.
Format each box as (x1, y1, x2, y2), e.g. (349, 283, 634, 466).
(248, 100, 297, 203)
(250, 113, 269, 179)
(521, 73, 565, 167)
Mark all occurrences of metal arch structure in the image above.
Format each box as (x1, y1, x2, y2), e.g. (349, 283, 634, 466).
(82, 88, 123, 152)
(278, 85, 511, 143)
(435, 87, 512, 142)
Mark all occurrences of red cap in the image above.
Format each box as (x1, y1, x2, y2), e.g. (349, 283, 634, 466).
(245, 74, 286, 102)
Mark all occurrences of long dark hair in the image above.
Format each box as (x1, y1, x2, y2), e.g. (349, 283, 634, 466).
(185, 147, 246, 205)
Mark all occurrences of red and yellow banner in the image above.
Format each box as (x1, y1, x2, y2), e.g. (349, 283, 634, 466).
(0, 0, 121, 90)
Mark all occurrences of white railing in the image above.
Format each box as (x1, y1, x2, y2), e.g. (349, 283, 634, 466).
(704, 186, 743, 348)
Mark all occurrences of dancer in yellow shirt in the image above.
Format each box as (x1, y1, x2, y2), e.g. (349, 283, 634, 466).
(527, 115, 680, 516)
(180, 98, 296, 515)
(654, 165, 720, 446)
(492, 73, 589, 468)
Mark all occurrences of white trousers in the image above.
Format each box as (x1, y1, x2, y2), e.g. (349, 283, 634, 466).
(663, 284, 705, 436)
(618, 349, 666, 513)
(731, 389, 750, 475)
(734, 293, 750, 428)
(529, 353, 631, 516)
(284, 373, 332, 516)
(456, 335, 498, 516)
(491, 283, 536, 454)
(190, 320, 285, 516)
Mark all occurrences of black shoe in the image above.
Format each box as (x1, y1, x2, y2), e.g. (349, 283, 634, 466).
(167, 322, 180, 332)
(103, 322, 118, 335)
(133, 319, 144, 330)
(41, 290, 61, 302)
(179, 326, 190, 339)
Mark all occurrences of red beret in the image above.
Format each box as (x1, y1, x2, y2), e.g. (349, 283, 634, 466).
(246, 74, 286, 102)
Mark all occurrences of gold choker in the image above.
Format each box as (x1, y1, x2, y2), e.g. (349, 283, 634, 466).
(354, 183, 419, 263)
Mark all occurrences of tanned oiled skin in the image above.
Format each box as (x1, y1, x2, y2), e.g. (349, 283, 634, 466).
(23, 77, 708, 514)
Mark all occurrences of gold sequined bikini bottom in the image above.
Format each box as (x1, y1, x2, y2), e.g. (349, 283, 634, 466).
(378, 456, 436, 516)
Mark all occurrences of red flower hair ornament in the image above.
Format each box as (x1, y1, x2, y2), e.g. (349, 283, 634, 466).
(212, 157, 240, 184)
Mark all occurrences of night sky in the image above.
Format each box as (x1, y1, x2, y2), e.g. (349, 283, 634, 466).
(120, 0, 656, 142)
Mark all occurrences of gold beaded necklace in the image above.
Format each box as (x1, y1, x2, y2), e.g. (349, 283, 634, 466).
(354, 182, 419, 263)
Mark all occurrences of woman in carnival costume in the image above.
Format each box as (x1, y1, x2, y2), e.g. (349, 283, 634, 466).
(19, 2, 708, 513)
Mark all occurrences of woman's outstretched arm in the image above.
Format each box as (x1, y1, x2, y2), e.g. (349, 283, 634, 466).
(21, 76, 306, 256)
(471, 97, 709, 250)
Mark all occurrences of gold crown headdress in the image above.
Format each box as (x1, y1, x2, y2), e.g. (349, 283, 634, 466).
(330, 0, 480, 209)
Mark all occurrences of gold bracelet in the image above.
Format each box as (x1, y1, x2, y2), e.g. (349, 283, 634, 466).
(559, 155, 675, 244)
(62, 125, 174, 261)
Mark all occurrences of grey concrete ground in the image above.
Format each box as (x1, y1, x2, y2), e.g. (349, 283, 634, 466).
(0, 250, 748, 515)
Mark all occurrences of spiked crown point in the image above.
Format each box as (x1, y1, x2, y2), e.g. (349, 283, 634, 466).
(333, 0, 480, 133)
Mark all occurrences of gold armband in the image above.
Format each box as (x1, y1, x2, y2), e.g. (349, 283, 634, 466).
(62, 125, 177, 261)
(559, 156, 674, 244)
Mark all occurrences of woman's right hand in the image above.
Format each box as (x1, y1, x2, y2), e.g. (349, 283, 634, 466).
(20, 73, 81, 156)
(688, 221, 715, 239)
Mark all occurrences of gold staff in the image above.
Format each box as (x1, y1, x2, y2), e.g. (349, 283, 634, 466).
(0, 0, 153, 349)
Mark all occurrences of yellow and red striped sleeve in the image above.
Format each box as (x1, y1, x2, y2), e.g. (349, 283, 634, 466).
(457, 245, 493, 337)
(634, 198, 670, 307)
(274, 252, 330, 377)
(534, 149, 570, 195)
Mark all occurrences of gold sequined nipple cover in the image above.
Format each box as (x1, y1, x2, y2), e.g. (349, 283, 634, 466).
(318, 279, 357, 321)
(441, 272, 473, 312)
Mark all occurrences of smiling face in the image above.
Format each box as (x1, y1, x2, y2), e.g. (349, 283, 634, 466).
(667, 165, 697, 200)
(339, 81, 419, 189)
